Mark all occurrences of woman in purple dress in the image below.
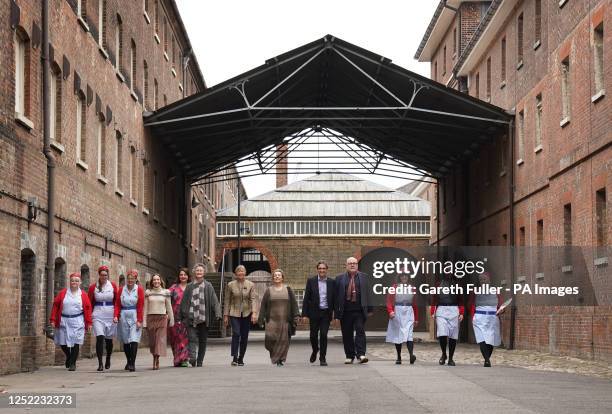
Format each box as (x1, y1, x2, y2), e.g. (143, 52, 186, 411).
(168, 268, 190, 367)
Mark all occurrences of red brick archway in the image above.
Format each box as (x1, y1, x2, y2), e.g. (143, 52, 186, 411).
(216, 240, 279, 271)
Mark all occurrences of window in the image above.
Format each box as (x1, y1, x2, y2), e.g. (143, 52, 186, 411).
(561, 57, 571, 123)
(163, 17, 168, 54)
(97, 114, 106, 177)
(76, 92, 87, 162)
(453, 27, 457, 55)
(517, 13, 524, 66)
(153, 79, 158, 110)
(563, 203, 572, 266)
(517, 110, 525, 161)
(130, 146, 137, 202)
(443, 45, 447, 75)
(143, 160, 151, 211)
(130, 40, 136, 90)
(535, 94, 543, 149)
(593, 23, 604, 95)
(99, 0, 107, 49)
(14, 30, 29, 118)
(596, 188, 607, 249)
(475, 72, 480, 98)
(153, 170, 159, 219)
(501, 37, 507, 83)
(77, 0, 87, 21)
(154, 0, 159, 34)
(486, 57, 491, 100)
(172, 36, 176, 66)
(115, 14, 123, 71)
(536, 219, 544, 274)
(115, 131, 123, 190)
(535, 0, 542, 46)
(49, 65, 62, 143)
(143, 60, 149, 109)
(518, 226, 526, 276)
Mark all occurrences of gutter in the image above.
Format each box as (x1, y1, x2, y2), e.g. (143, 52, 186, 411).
(42, 0, 55, 339)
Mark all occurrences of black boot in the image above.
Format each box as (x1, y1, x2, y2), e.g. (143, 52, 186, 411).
(438, 336, 448, 365)
(447, 338, 457, 366)
(123, 344, 130, 370)
(407, 341, 416, 364)
(394, 344, 402, 364)
(105, 339, 113, 369)
(68, 345, 79, 371)
(129, 342, 138, 371)
(61, 345, 70, 368)
(96, 336, 104, 371)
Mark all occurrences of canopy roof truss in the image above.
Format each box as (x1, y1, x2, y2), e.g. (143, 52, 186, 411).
(144, 35, 511, 185)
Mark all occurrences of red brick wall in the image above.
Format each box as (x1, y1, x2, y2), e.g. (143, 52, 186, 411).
(0, 0, 221, 374)
(427, 0, 611, 361)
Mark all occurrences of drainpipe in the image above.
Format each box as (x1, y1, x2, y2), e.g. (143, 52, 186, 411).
(42, 0, 55, 339)
(508, 117, 516, 349)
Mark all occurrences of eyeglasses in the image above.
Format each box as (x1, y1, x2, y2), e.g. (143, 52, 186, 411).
(347, 262, 358, 265)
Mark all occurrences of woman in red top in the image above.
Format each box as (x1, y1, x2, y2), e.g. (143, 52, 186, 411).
(385, 272, 419, 364)
(88, 265, 119, 371)
(50, 273, 93, 371)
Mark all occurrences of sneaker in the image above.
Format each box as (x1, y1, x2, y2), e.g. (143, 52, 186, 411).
(231, 357, 238, 366)
(180, 361, 189, 367)
(410, 355, 417, 365)
(344, 358, 354, 364)
(196, 361, 203, 367)
(237, 357, 245, 367)
(189, 359, 196, 367)
(358, 355, 368, 364)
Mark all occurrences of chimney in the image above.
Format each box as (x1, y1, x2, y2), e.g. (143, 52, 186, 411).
(275, 144, 288, 188)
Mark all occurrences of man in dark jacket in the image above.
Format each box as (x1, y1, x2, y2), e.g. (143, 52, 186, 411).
(302, 260, 336, 366)
(335, 257, 373, 364)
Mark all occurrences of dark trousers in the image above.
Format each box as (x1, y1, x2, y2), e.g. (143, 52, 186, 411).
(340, 310, 366, 359)
(309, 309, 331, 358)
(187, 322, 209, 363)
(230, 315, 251, 358)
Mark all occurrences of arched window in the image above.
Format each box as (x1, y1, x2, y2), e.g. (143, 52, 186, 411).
(49, 64, 62, 143)
(53, 257, 66, 296)
(20, 249, 36, 336)
(115, 14, 123, 71)
(80, 265, 90, 290)
(97, 113, 107, 177)
(77, 0, 87, 21)
(76, 91, 87, 163)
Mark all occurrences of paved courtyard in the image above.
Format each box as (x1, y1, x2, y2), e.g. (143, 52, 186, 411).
(1, 335, 610, 413)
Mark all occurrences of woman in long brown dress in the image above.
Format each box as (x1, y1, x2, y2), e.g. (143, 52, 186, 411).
(258, 269, 299, 366)
(143, 274, 174, 370)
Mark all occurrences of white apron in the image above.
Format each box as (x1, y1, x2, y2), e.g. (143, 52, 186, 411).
(92, 281, 117, 338)
(435, 305, 459, 339)
(386, 305, 414, 343)
(473, 305, 501, 346)
(54, 289, 85, 347)
(117, 286, 142, 344)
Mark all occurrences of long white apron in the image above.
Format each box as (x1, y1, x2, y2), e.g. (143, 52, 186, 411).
(117, 287, 142, 344)
(54, 290, 85, 347)
(473, 305, 501, 346)
(385, 305, 415, 343)
(92, 281, 117, 338)
(435, 305, 459, 339)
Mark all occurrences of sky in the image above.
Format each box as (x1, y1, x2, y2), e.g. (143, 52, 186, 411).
(175, 0, 438, 198)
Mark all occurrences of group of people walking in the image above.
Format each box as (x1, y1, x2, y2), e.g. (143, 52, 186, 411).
(50, 259, 504, 371)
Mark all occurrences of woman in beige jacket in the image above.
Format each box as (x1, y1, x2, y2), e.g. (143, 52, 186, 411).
(223, 265, 257, 366)
(144, 274, 174, 370)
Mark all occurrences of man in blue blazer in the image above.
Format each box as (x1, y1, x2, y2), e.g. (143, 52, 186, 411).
(334, 257, 373, 364)
(301, 260, 336, 366)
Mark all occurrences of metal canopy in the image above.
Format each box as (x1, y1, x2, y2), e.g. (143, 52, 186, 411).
(144, 35, 511, 184)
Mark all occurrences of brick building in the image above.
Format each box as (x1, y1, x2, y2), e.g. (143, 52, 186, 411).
(215, 172, 432, 330)
(416, 0, 610, 360)
(0, 0, 241, 374)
